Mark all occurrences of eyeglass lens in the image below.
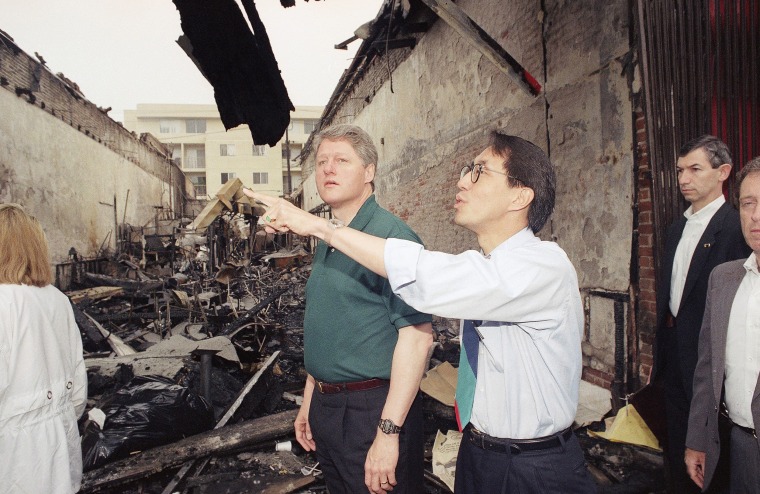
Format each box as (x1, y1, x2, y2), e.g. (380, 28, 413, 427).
(459, 164, 480, 183)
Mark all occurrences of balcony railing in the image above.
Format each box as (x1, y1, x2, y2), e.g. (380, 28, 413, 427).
(185, 155, 206, 169)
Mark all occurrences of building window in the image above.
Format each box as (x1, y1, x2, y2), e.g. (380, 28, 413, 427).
(221, 172, 237, 184)
(185, 119, 206, 133)
(220, 144, 236, 156)
(252, 172, 269, 185)
(252, 145, 267, 156)
(303, 119, 319, 134)
(159, 119, 181, 133)
(185, 148, 206, 169)
(282, 143, 302, 162)
(191, 176, 206, 196)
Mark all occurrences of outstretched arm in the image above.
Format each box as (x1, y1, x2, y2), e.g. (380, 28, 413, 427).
(244, 189, 389, 277)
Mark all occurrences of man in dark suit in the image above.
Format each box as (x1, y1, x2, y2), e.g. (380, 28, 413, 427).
(686, 157, 760, 492)
(654, 135, 750, 492)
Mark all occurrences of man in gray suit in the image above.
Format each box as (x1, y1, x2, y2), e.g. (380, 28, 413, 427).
(686, 156, 760, 492)
(655, 135, 750, 493)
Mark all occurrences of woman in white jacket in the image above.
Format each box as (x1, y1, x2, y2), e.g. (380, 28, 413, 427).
(0, 203, 87, 494)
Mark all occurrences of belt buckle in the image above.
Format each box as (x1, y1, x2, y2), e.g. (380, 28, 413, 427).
(470, 428, 486, 450)
(316, 381, 324, 393)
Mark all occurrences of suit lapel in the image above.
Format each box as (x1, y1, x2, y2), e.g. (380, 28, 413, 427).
(713, 261, 747, 403)
(679, 203, 729, 314)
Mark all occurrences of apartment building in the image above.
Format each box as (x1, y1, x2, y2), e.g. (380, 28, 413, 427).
(124, 104, 322, 198)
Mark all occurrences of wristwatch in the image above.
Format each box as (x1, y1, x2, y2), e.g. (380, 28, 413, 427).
(378, 418, 402, 434)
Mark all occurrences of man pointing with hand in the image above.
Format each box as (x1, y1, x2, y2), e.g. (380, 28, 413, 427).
(246, 131, 595, 494)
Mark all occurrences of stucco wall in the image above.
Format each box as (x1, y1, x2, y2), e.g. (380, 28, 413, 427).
(303, 0, 636, 384)
(0, 89, 186, 264)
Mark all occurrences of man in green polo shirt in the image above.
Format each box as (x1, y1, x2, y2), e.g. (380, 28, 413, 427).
(279, 124, 433, 494)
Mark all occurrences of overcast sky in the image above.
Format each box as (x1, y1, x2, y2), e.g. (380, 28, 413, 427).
(1, 0, 384, 122)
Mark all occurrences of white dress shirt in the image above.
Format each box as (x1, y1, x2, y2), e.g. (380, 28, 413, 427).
(670, 195, 725, 316)
(385, 228, 583, 439)
(724, 253, 760, 429)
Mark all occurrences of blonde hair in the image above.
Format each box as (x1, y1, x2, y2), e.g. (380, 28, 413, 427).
(0, 204, 52, 286)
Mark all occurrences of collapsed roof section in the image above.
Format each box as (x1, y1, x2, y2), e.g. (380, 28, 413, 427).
(173, 0, 295, 146)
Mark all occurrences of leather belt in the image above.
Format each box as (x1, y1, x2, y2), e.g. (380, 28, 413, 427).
(719, 403, 757, 438)
(664, 311, 677, 328)
(467, 426, 574, 455)
(315, 378, 389, 394)
(732, 421, 757, 438)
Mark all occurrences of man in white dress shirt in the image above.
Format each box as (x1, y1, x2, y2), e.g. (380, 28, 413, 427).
(245, 131, 595, 493)
(685, 156, 760, 492)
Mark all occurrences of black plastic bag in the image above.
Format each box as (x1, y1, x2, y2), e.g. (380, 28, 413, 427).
(82, 375, 214, 471)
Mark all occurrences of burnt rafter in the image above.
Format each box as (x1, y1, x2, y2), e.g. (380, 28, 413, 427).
(173, 0, 294, 146)
(418, 0, 542, 96)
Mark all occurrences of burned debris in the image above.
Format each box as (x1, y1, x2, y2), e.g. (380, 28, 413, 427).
(62, 180, 665, 494)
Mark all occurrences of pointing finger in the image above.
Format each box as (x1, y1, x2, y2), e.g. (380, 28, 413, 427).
(242, 188, 275, 206)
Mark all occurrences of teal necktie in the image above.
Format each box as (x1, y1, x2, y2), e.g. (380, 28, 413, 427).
(454, 319, 480, 431)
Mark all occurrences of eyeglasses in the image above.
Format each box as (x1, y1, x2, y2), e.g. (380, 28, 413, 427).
(460, 163, 522, 185)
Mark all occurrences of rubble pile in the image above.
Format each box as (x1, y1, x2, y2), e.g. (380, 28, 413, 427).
(59, 185, 666, 492)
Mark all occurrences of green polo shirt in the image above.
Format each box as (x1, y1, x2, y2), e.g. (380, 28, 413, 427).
(304, 195, 432, 382)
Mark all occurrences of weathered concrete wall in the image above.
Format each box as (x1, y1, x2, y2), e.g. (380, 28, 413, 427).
(303, 0, 635, 386)
(0, 34, 193, 265)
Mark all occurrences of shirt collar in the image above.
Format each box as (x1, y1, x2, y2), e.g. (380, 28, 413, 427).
(347, 194, 378, 231)
(744, 252, 759, 275)
(684, 194, 725, 220)
(484, 227, 536, 257)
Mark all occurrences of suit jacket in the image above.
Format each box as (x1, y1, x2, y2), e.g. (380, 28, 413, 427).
(685, 259, 760, 489)
(654, 201, 749, 396)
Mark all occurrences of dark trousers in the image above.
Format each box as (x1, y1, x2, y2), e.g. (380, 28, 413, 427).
(729, 426, 760, 494)
(662, 332, 702, 494)
(308, 384, 424, 494)
(453, 427, 596, 494)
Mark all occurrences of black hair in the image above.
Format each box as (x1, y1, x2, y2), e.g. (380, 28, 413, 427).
(489, 132, 555, 233)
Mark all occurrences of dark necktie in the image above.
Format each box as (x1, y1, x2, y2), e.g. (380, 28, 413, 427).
(454, 319, 481, 431)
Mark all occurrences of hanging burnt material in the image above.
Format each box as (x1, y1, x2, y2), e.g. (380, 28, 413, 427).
(173, 0, 294, 146)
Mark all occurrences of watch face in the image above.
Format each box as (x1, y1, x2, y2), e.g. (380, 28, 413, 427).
(379, 419, 400, 434)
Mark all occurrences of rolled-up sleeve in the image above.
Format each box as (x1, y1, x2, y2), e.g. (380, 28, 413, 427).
(385, 238, 424, 290)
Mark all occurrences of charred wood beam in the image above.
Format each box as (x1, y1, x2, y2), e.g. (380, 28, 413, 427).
(91, 309, 189, 323)
(79, 409, 298, 493)
(71, 302, 106, 345)
(219, 287, 289, 336)
(371, 38, 417, 51)
(84, 272, 163, 294)
(418, 0, 542, 96)
(161, 351, 282, 494)
(83, 312, 137, 357)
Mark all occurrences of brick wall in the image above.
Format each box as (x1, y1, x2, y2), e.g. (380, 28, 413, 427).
(635, 107, 656, 383)
(0, 33, 195, 261)
(0, 32, 190, 198)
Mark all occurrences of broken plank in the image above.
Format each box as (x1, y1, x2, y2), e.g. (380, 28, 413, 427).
(160, 351, 282, 494)
(79, 409, 298, 493)
(71, 303, 106, 345)
(84, 272, 163, 293)
(188, 198, 225, 231)
(83, 312, 137, 356)
(191, 474, 314, 494)
(66, 286, 124, 304)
